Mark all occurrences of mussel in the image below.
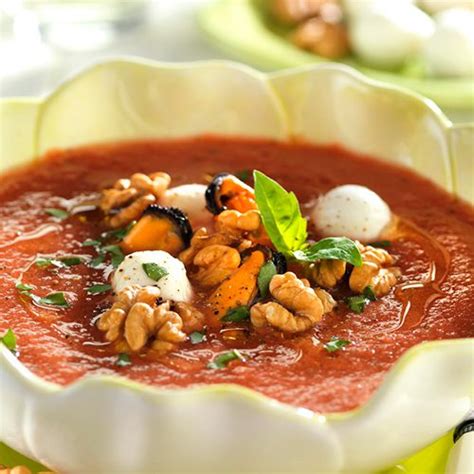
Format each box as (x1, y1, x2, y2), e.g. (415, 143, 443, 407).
(205, 172, 257, 215)
(121, 205, 192, 256)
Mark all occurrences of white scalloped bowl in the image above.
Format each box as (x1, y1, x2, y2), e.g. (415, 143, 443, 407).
(0, 59, 472, 473)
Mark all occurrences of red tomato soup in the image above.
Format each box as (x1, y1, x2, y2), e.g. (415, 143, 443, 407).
(0, 137, 473, 414)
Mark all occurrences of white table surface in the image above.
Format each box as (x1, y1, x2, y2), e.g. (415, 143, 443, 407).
(1, 0, 472, 123)
(0, 0, 225, 98)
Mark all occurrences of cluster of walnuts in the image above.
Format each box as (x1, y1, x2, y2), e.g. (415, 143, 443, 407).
(97, 171, 400, 353)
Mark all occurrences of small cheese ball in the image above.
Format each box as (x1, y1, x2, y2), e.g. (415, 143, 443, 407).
(160, 184, 210, 226)
(311, 185, 392, 242)
(422, 8, 474, 78)
(349, 1, 435, 69)
(112, 250, 193, 302)
(418, 1, 474, 14)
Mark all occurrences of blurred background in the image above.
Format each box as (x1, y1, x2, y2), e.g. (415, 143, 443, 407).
(0, 0, 473, 122)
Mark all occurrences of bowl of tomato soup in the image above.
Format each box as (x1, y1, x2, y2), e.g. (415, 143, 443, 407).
(0, 60, 472, 473)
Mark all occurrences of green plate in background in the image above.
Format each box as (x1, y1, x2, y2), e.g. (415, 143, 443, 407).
(0, 434, 453, 473)
(199, 0, 474, 112)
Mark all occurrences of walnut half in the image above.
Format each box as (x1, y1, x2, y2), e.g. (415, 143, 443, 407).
(251, 272, 336, 333)
(310, 242, 400, 297)
(97, 285, 190, 354)
(100, 172, 171, 228)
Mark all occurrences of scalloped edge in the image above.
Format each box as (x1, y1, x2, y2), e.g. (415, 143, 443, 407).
(0, 58, 473, 472)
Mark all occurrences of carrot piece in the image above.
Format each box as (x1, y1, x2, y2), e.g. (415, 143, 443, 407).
(208, 250, 266, 320)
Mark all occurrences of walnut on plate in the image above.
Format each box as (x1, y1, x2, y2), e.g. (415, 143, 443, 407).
(97, 284, 204, 355)
(349, 244, 401, 297)
(292, 17, 349, 59)
(309, 242, 400, 297)
(250, 272, 336, 333)
(272, 0, 334, 24)
(215, 209, 271, 246)
(179, 227, 239, 266)
(192, 244, 241, 287)
(100, 172, 171, 228)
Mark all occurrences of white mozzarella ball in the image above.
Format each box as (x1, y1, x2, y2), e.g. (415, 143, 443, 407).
(343, 0, 414, 17)
(312, 185, 392, 242)
(112, 250, 193, 302)
(349, 1, 435, 69)
(418, 1, 473, 14)
(160, 184, 210, 226)
(422, 8, 474, 77)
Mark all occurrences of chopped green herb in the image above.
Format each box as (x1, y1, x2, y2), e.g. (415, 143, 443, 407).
(59, 256, 83, 267)
(38, 292, 70, 308)
(35, 257, 56, 268)
(293, 237, 362, 267)
(101, 221, 136, 241)
(142, 262, 168, 282)
(82, 239, 101, 247)
(253, 170, 307, 255)
(324, 337, 350, 353)
(189, 331, 206, 344)
(222, 306, 250, 323)
(346, 286, 377, 314)
(45, 208, 69, 220)
(102, 245, 124, 268)
(1, 328, 17, 352)
(116, 353, 131, 367)
(35, 256, 83, 268)
(87, 284, 112, 295)
(257, 260, 277, 298)
(363, 286, 377, 302)
(90, 253, 106, 268)
(235, 169, 251, 182)
(83, 240, 124, 268)
(16, 282, 35, 294)
(207, 350, 245, 369)
(346, 295, 366, 314)
(370, 240, 392, 249)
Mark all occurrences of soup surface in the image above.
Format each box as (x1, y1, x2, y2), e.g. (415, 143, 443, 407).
(0, 137, 473, 413)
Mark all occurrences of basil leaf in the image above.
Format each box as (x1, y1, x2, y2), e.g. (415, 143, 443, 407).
(222, 306, 250, 323)
(207, 350, 245, 369)
(16, 283, 35, 294)
(253, 170, 307, 254)
(1, 328, 17, 351)
(142, 263, 168, 282)
(189, 331, 206, 344)
(324, 337, 350, 353)
(116, 353, 131, 367)
(346, 286, 376, 314)
(87, 284, 112, 295)
(45, 208, 69, 220)
(293, 237, 362, 267)
(39, 292, 70, 308)
(257, 260, 277, 298)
